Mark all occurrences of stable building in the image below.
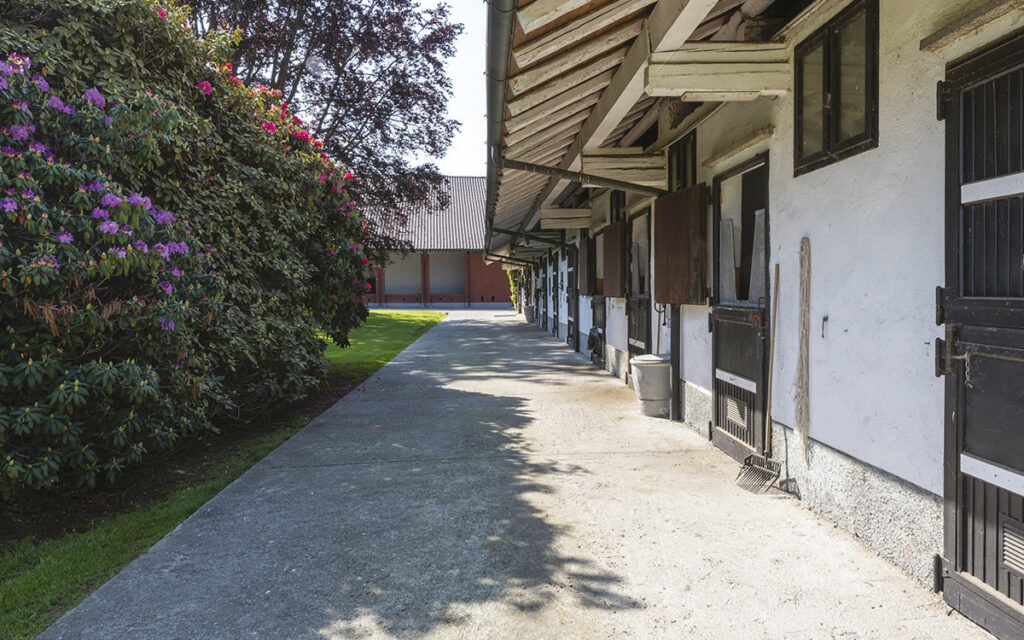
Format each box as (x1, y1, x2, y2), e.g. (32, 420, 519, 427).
(486, 1, 1024, 637)
(371, 176, 512, 308)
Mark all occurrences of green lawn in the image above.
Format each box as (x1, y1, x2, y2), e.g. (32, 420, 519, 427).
(0, 309, 445, 640)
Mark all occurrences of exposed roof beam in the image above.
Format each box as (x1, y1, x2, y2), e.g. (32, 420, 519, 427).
(513, 0, 658, 69)
(507, 48, 626, 108)
(504, 108, 592, 152)
(618, 99, 662, 147)
(517, 0, 591, 35)
(508, 18, 643, 96)
(498, 156, 668, 197)
(505, 85, 603, 135)
(519, 0, 718, 233)
(645, 43, 790, 98)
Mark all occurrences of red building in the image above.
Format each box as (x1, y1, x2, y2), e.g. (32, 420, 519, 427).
(370, 176, 512, 308)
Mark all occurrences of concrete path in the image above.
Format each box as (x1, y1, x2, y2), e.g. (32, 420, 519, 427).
(41, 311, 992, 640)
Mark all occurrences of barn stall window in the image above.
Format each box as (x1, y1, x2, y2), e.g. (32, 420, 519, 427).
(794, 0, 878, 176)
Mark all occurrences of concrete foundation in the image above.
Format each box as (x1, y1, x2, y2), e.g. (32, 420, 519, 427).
(605, 345, 629, 382)
(681, 382, 712, 439)
(770, 423, 943, 586)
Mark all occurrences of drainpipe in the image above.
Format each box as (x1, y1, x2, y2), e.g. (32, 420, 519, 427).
(485, 0, 517, 256)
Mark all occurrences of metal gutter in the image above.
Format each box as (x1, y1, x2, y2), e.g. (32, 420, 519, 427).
(485, 0, 517, 255)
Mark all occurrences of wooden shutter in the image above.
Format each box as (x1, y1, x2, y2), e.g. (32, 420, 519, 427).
(578, 235, 594, 296)
(603, 221, 626, 298)
(654, 183, 707, 304)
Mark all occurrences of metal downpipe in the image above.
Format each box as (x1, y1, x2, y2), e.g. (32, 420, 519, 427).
(485, 0, 516, 255)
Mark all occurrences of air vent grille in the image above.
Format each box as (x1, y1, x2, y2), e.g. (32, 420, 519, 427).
(1002, 519, 1024, 577)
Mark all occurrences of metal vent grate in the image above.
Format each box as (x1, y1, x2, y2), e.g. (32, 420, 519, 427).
(726, 397, 749, 435)
(1002, 519, 1024, 577)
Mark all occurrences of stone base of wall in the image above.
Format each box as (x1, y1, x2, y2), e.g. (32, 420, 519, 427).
(678, 382, 940, 586)
(770, 424, 942, 586)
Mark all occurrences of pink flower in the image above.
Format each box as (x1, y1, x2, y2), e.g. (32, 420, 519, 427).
(261, 122, 277, 134)
(195, 81, 212, 95)
(344, 172, 354, 180)
(157, 7, 167, 18)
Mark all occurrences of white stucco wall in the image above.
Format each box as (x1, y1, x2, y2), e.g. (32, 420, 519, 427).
(606, 297, 628, 353)
(386, 252, 421, 295)
(429, 252, 465, 294)
(671, 0, 1024, 494)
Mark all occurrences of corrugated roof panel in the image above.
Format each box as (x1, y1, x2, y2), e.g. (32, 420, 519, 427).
(373, 176, 486, 251)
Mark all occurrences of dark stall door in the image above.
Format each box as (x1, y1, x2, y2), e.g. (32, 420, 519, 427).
(939, 30, 1024, 639)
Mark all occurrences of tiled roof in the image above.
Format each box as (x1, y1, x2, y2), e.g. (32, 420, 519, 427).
(380, 176, 486, 251)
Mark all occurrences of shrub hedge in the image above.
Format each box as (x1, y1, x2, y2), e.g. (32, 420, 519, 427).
(0, 0, 371, 497)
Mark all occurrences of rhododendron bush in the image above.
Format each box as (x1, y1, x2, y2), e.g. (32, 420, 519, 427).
(0, 0, 370, 497)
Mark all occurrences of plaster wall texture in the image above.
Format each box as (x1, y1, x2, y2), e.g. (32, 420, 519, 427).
(385, 252, 421, 295)
(428, 252, 465, 295)
(605, 297, 628, 353)
(673, 0, 1024, 495)
(578, 293, 594, 356)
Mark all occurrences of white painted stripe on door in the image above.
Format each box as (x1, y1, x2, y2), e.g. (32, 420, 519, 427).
(961, 171, 1024, 205)
(628, 337, 646, 348)
(961, 452, 1024, 496)
(715, 368, 757, 393)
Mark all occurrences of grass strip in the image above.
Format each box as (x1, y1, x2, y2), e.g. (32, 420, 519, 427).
(0, 309, 445, 639)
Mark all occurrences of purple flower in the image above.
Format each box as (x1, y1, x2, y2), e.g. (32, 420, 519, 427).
(19, 189, 34, 199)
(28, 141, 48, 154)
(0, 62, 13, 76)
(32, 75, 50, 92)
(12, 100, 27, 111)
(83, 88, 105, 108)
(100, 193, 121, 208)
(91, 207, 109, 219)
(154, 242, 169, 259)
(8, 125, 28, 141)
(134, 240, 149, 253)
(127, 193, 144, 206)
(119, 225, 133, 236)
(98, 220, 119, 234)
(139, 196, 152, 210)
(158, 280, 173, 295)
(86, 180, 104, 192)
(170, 267, 181, 277)
(0, 77, 6, 91)
(114, 247, 127, 258)
(56, 231, 73, 243)
(103, 116, 113, 127)
(158, 317, 175, 331)
(7, 55, 30, 71)
(1, 197, 16, 212)
(153, 210, 175, 225)
(168, 241, 189, 255)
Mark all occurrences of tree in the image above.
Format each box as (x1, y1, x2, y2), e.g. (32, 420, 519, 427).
(183, 0, 462, 260)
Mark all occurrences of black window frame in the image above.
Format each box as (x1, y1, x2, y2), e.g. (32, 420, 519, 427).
(609, 189, 626, 222)
(793, 0, 879, 177)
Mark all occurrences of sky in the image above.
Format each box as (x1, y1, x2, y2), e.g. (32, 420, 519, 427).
(428, 0, 488, 177)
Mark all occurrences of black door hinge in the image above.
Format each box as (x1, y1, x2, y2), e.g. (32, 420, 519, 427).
(936, 80, 949, 121)
(935, 337, 946, 377)
(935, 324, 958, 377)
(708, 313, 714, 333)
(935, 285, 948, 326)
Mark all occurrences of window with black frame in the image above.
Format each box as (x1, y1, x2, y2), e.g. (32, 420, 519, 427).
(794, 0, 878, 176)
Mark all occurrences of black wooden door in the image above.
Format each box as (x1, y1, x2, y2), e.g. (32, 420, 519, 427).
(627, 210, 652, 361)
(940, 32, 1024, 639)
(551, 250, 560, 337)
(567, 245, 579, 351)
(538, 258, 547, 330)
(710, 157, 770, 463)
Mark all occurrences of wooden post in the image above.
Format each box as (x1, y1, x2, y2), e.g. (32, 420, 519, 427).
(421, 252, 430, 306)
(464, 252, 471, 308)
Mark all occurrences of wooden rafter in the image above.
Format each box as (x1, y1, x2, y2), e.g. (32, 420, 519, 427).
(517, 0, 592, 35)
(505, 83, 604, 135)
(513, 0, 658, 70)
(645, 42, 790, 99)
(507, 18, 643, 97)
